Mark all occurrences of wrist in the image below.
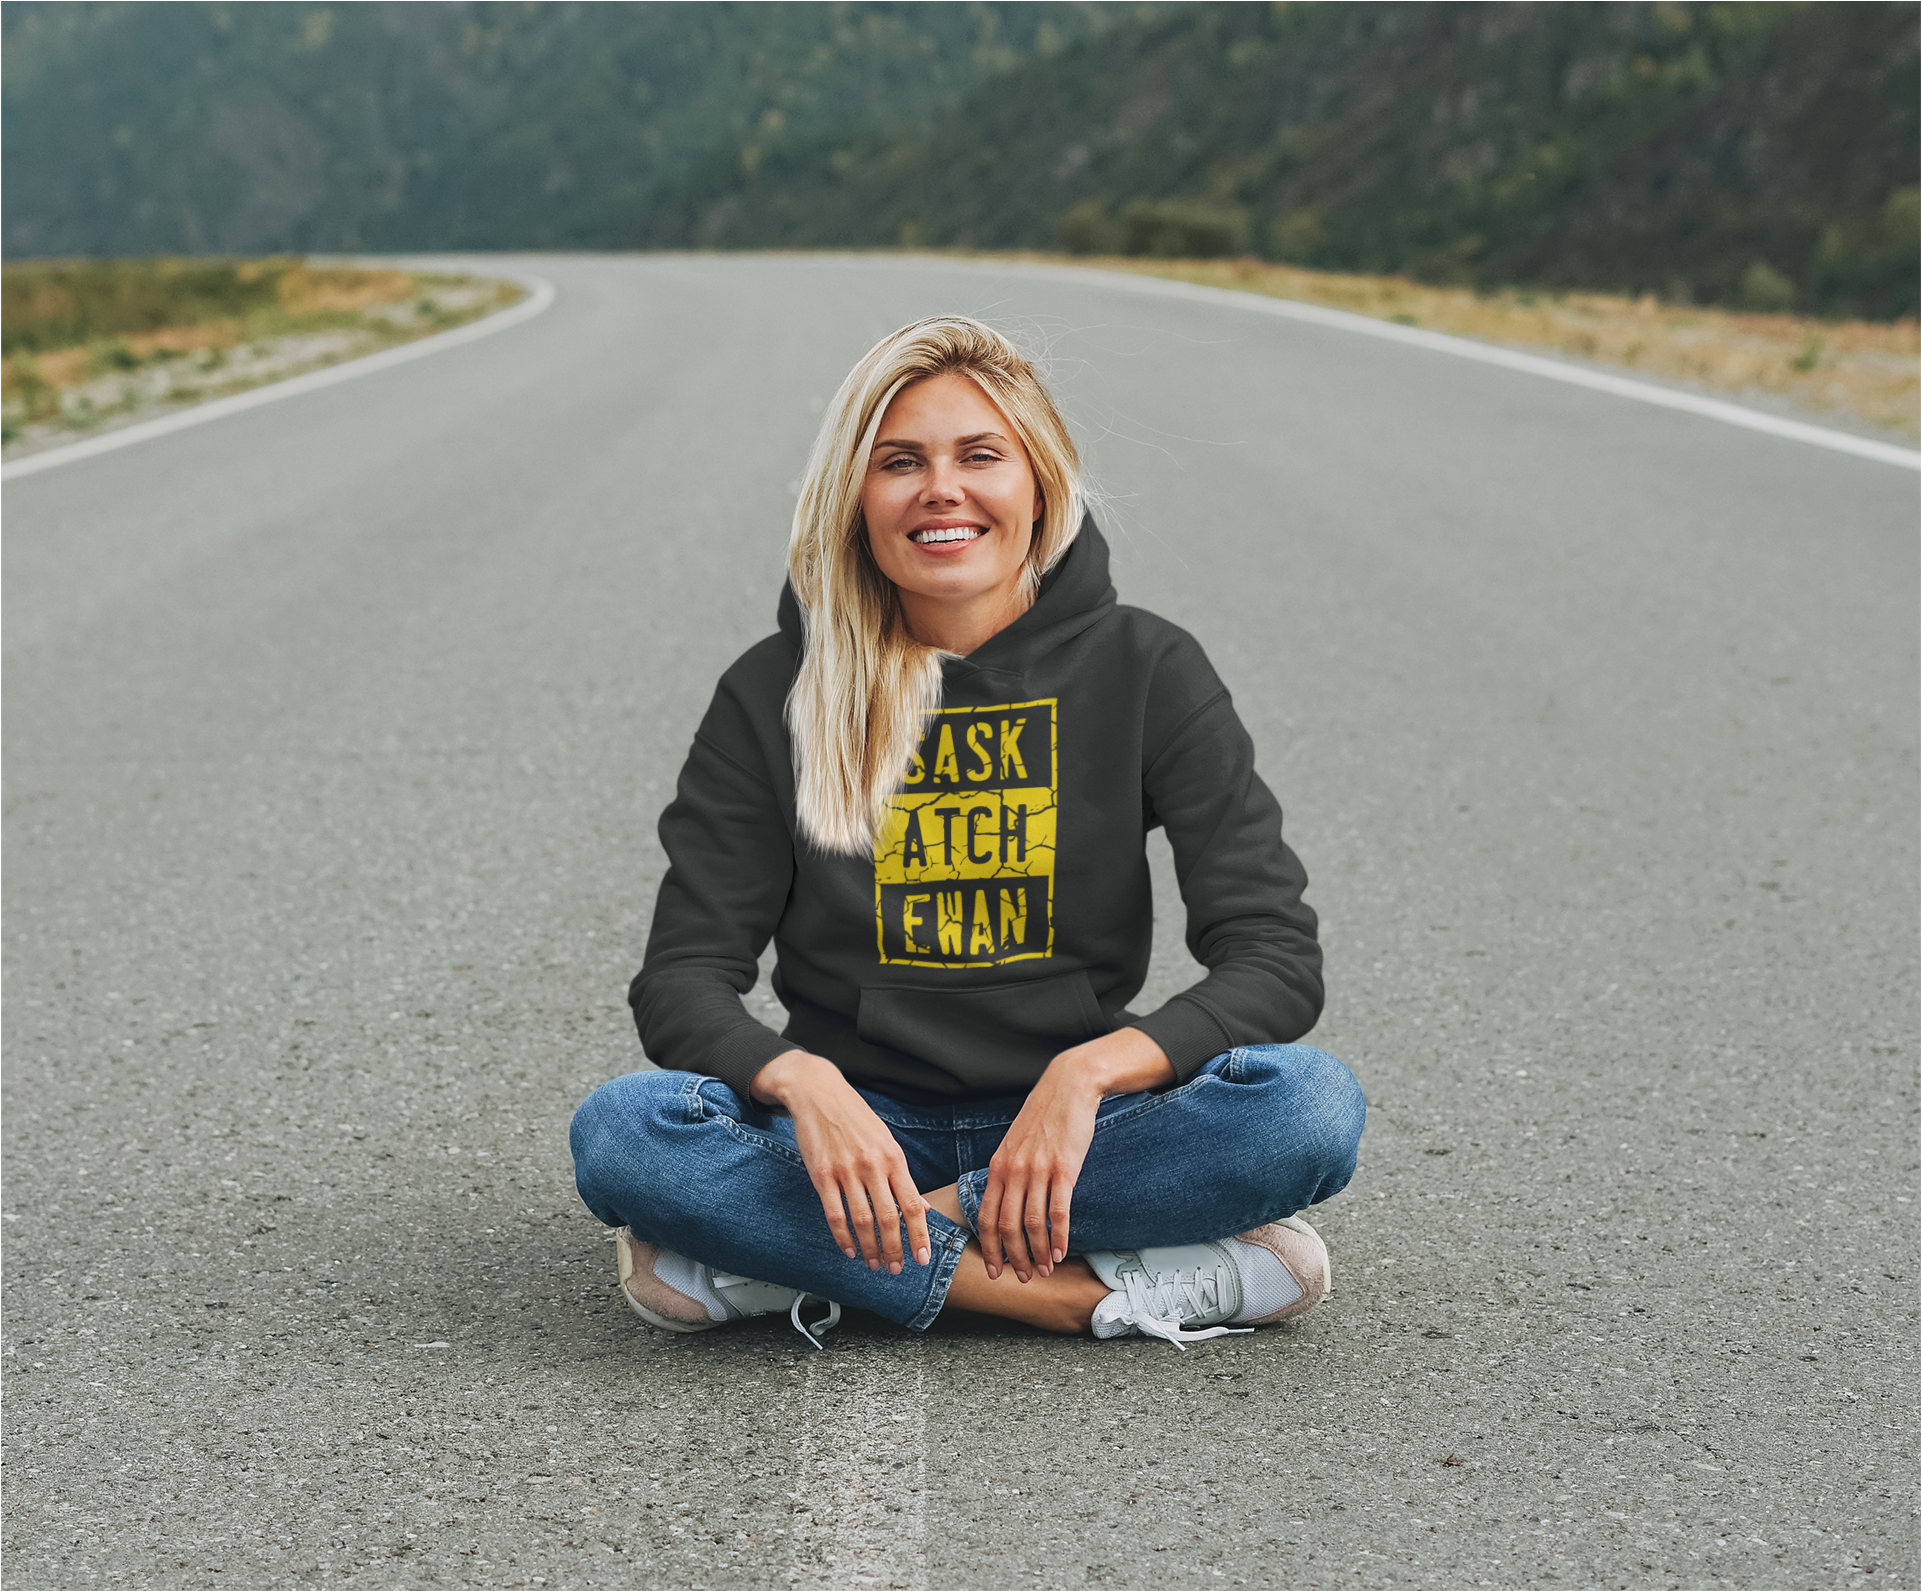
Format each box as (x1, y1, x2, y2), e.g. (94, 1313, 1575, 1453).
(750, 1049, 843, 1109)
(1052, 1028, 1175, 1099)
(1048, 1046, 1114, 1101)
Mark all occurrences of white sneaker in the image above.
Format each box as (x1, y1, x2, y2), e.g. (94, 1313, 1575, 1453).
(614, 1228, 841, 1349)
(1086, 1215, 1333, 1349)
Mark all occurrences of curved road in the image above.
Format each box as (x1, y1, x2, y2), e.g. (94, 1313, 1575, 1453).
(5, 255, 1915, 1589)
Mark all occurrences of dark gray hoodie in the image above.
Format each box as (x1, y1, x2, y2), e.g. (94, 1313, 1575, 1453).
(630, 518, 1322, 1104)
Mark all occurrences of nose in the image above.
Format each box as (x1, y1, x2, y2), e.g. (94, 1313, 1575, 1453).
(922, 457, 964, 504)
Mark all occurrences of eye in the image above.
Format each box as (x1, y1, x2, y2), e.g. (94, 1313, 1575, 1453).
(963, 449, 1002, 464)
(880, 454, 919, 471)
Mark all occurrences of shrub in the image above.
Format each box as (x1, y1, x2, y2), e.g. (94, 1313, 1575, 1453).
(1736, 260, 1797, 314)
(91, 340, 140, 374)
(1060, 200, 1118, 255)
(2, 352, 61, 421)
(1885, 186, 1921, 254)
(1119, 199, 1249, 259)
(1269, 207, 1325, 263)
(1812, 188, 1921, 319)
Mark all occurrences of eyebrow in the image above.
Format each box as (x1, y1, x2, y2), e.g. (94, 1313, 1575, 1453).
(872, 431, 1009, 451)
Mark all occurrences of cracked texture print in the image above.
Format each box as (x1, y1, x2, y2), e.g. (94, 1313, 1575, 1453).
(872, 699, 1059, 967)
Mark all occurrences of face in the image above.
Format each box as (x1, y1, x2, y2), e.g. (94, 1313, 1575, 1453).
(861, 373, 1043, 633)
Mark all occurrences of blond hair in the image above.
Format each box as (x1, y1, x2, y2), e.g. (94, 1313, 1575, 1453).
(786, 316, 1084, 855)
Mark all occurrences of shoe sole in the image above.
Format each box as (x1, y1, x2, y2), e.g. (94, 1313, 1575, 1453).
(1277, 1213, 1333, 1299)
(620, 1287, 720, 1334)
(615, 1227, 720, 1335)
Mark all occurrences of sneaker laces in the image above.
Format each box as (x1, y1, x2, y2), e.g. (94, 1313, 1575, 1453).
(703, 1269, 840, 1349)
(1111, 1266, 1252, 1350)
(707, 1270, 841, 1350)
(789, 1294, 841, 1350)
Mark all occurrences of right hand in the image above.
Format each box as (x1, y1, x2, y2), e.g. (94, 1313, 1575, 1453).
(751, 1050, 932, 1274)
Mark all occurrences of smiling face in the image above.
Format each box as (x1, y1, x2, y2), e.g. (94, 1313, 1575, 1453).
(861, 372, 1043, 654)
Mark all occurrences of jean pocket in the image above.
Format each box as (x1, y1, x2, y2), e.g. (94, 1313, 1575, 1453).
(714, 1113, 808, 1169)
(1093, 1060, 1228, 1130)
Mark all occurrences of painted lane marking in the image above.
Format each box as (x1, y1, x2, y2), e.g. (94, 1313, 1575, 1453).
(1, 273, 557, 482)
(833, 254, 1921, 473)
(1043, 264, 1921, 472)
(788, 1336, 927, 1590)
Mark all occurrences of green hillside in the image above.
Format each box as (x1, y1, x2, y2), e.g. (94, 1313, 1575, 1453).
(649, 2, 1920, 318)
(4, 1, 1915, 317)
(1, 1, 1112, 254)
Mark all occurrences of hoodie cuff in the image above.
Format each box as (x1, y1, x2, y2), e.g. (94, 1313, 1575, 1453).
(1125, 997, 1233, 1083)
(702, 1022, 803, 1104)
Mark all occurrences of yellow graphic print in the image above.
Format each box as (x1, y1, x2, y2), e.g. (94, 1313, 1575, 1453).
(873, 699, 1058, 967)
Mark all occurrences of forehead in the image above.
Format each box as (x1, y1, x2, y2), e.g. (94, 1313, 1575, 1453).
(876, 372, 1012, 438)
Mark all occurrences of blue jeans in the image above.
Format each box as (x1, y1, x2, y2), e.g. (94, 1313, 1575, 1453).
(570, 1044, 1366, 1331)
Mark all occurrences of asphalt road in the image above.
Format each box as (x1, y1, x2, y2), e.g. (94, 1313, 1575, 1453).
(4, 254, 1915, 1591)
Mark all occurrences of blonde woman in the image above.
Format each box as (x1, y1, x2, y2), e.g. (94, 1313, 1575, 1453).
(570, 317, 1365, 1348)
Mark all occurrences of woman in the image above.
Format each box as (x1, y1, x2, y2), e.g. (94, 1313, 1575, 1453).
(571, 316, 1365, 1349)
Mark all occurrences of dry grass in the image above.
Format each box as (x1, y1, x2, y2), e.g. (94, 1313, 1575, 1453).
(2, 264, 518, 454)
(21, 322, 243, 391)
(274, 265, 416, 315)
(1009, 253, 1921, 440)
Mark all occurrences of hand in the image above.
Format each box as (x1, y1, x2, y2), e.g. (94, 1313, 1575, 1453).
(751, 1050, 931, 1274)
(977, 1028, 1175, 1283)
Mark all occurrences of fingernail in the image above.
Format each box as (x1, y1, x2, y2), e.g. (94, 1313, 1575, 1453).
(916, 1247, 931, 1266)
(867, 1259, 879, 1270)
(1053, 1248, 1065, 1263)
(888, 1261, 902, 1275)
(842, 1247, 857, 1260)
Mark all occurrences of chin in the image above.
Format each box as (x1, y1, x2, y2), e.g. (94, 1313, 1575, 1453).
(899, 573, 995, 603)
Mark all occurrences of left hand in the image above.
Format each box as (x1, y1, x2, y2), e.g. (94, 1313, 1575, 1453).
(976, 1028, 1174, 1282)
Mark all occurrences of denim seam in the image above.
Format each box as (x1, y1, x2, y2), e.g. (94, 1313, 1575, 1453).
(957, 1170, 988, 1234)
(906, 1219, 970, 1331)
(952, 1109, 1022, 1132)
(1090, 1070, 1224, 1131)
(688, 1076, 812, 1168)
(677, 1070, 709, 1126)
(859, 1099, 946, 1132)
(712, 1114, 808, 1169)
(855, 1102, 1023, 1134)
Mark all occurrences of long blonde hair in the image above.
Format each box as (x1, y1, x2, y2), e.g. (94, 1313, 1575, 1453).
(786, 316, 1084, 855)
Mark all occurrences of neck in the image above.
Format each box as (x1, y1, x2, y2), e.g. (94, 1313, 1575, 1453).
(897, 583, 1032, 656)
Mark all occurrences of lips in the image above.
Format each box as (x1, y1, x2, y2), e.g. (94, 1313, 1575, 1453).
(909, 525, 986, 545)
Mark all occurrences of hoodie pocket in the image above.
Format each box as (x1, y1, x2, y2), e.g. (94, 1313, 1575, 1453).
(856, 970, 1110, 1092)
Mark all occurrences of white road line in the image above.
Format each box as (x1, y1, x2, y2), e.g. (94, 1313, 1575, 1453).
(788, 1336, 928, 1590)
(855, 254, 1921, 473)
(0, 272, 557, 482)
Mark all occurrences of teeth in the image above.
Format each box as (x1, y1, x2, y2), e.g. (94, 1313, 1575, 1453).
(913, 527, 984, 544)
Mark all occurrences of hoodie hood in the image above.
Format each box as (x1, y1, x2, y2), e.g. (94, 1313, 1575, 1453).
(774, 513, 1118, 678)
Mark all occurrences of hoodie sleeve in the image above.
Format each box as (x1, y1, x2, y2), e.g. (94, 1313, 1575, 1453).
(628, 683, 798, 1100)
(1124, 683, 1324, 1080)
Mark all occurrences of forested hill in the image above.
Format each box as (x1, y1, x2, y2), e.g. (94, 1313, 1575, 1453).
(0, 2, 1111, 254)
(660, 2, 1919, 318)
(5, 1, 1915, 318)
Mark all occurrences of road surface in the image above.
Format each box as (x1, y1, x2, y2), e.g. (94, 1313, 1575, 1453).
(5, 254, 1915, 1589)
